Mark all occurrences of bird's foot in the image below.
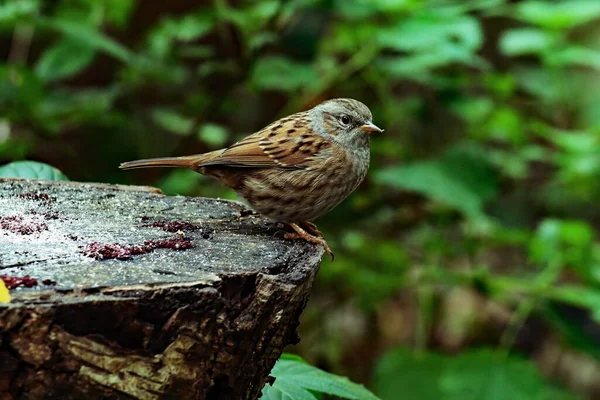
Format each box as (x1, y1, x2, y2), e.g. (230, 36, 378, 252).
(300, 221, 324, 238)
(284, 222, 334, 261)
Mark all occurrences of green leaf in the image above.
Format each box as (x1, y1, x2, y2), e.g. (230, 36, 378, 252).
(103, 0, 136, 28)
(0, 161, 69, 181)
(36, 17, 134, 63)
(249, 32, 278, 50)
(486, 107, 525, 145)
(0, 0, 38, 24)
(249, 1, 280, 21)
(279, 353, 308, 363)
(546, 130, 600, 184)
(261, 355, 380, 400)
(378, 46, 483, 81)
(374, 348, 576, 400)
(369, 0, 417, 14)
(261, 381, 318, 400)
(512, 66, 572, 104)
(547, 47, 600, 70)
(198, 124, 229, 147)
(516, 0, 600, 30)
(547, 285, 600, 324)
(35, 39, 96, 81)
(499, 28, 555, 56)
(440, 349, 572, 400)
(151, 108, 194, 135)
(377, 18, 488, 80)
(251, 57, 319, 91)
(375, 146, 498, 219)
(215, 0, 279, 34)
(529, 218, 600, 286)
(374, 348, 447, 400)
(451, 97, 494, 125)
(148, 13, 215, 58)
(378, 14, 482, 52)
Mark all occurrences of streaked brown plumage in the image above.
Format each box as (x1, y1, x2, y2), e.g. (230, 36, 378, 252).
(120, 98, 382, 258)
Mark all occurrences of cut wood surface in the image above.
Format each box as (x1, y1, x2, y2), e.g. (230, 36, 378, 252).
(0, 178, 323, 400)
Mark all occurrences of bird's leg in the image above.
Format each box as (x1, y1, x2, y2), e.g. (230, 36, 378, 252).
(299, 221, 324, 238)
(284, 222, 334, 261)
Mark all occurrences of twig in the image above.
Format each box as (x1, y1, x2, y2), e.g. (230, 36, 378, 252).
(8, 23, 35, 65)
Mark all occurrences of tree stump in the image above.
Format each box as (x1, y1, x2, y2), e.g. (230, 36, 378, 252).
(0, 179, 323, 400)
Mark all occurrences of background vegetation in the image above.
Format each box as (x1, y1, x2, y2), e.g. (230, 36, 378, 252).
(2, 0, 600, 398)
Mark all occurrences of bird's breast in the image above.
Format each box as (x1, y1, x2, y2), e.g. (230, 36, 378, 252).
(237, 146, 369, 222)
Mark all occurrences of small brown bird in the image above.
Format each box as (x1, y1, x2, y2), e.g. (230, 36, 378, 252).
(120, 98, 382, 258)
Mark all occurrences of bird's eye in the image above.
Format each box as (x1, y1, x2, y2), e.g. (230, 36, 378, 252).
(339, 115, 351, 126)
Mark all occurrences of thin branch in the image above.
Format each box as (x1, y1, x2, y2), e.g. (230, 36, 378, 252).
(8, 22, 35, 65)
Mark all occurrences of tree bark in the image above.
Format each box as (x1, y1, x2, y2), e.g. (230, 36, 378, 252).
(0, 179, 323, 400)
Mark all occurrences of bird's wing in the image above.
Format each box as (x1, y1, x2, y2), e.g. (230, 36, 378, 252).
(197, 113, 332, 169)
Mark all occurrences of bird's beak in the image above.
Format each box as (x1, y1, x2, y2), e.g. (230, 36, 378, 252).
(360, 122, 384, 133)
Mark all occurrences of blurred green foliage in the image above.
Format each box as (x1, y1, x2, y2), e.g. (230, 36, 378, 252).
(374, 348, 575, 400)
(2, 0, 600, 398)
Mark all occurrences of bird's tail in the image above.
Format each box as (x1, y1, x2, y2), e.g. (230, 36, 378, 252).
(119, 153, 217, 171)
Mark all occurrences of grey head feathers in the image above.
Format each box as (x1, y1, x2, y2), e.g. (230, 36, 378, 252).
(318, 98, 373, 123)
(309, 98, 375, 150)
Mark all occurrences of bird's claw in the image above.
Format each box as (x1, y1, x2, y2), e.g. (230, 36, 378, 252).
(284, 222, 334, 261)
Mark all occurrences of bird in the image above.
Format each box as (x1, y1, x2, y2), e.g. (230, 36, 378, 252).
(120, 98, 382, 259)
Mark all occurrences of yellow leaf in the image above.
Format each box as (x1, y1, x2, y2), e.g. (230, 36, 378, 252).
(0, 280, 10, 303)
